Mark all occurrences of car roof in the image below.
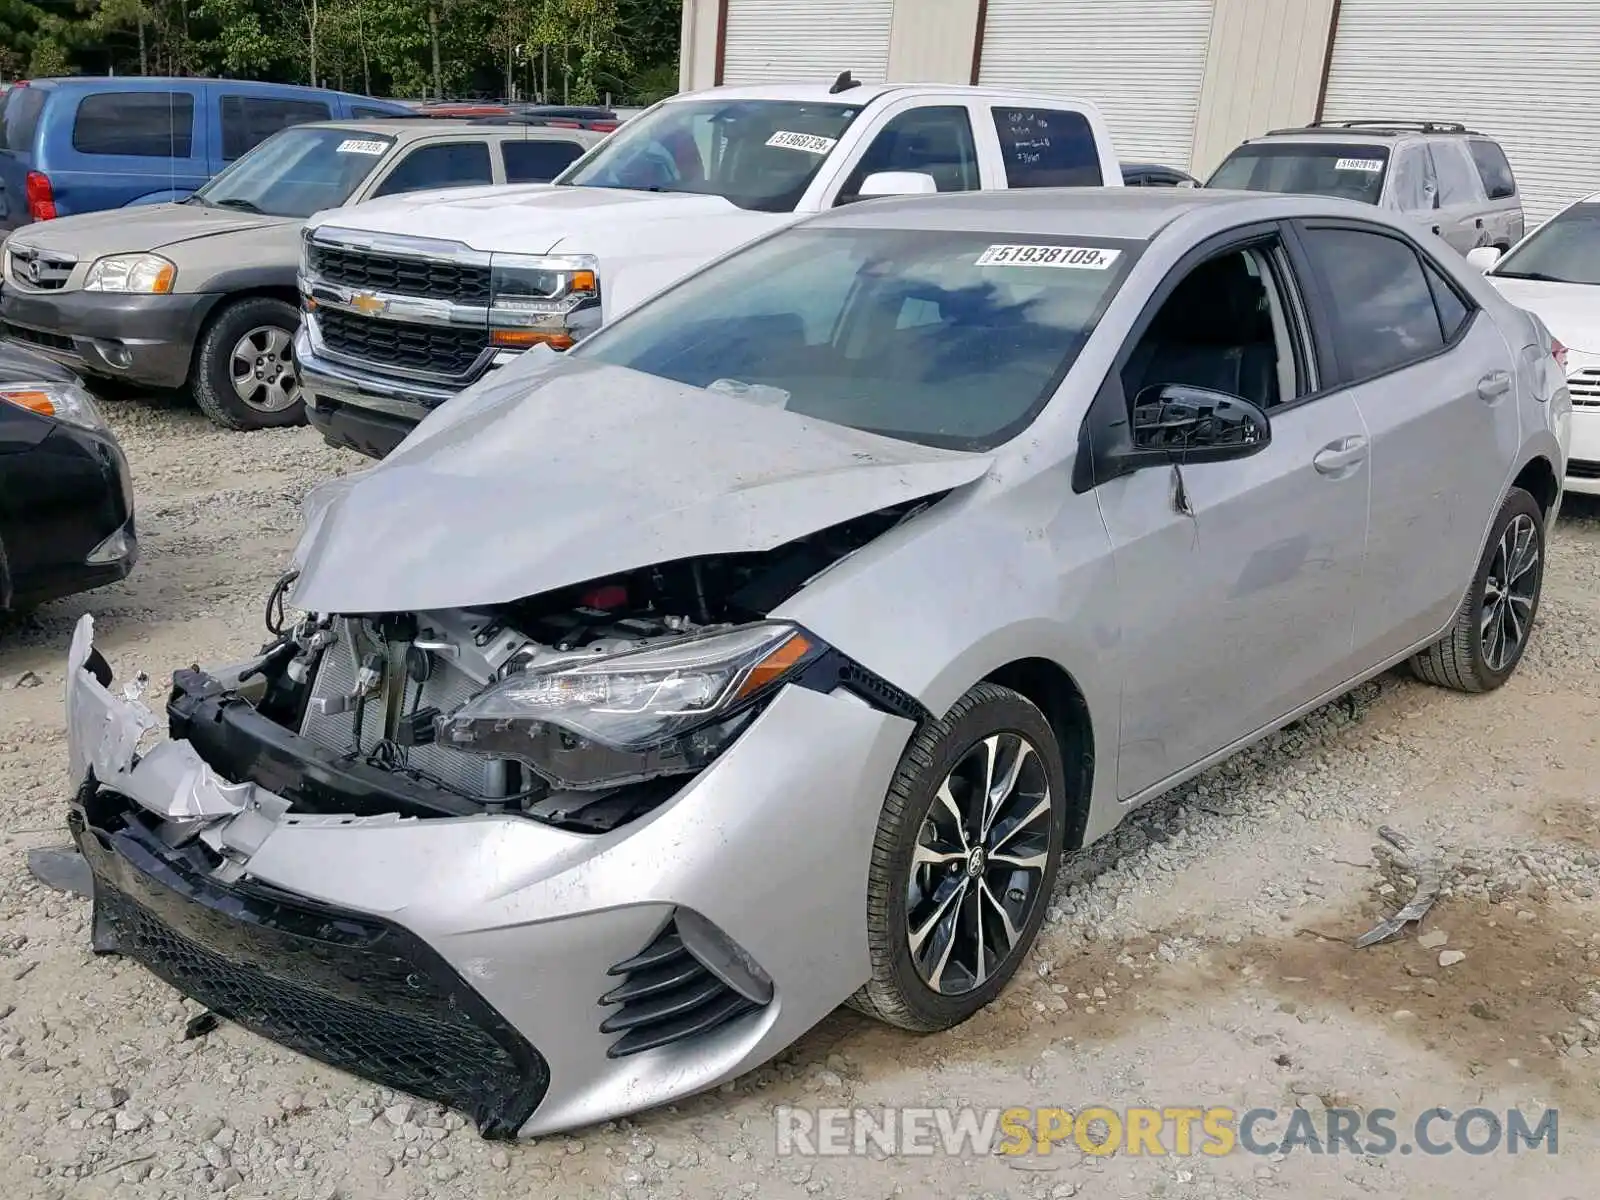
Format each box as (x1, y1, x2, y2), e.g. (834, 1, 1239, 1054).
(668, 81, 1105, 110)
(292, 118, 605, 142)
(803, 186, 1381, 241)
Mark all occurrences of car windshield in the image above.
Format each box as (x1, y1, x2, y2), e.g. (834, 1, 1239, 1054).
(575, 227, 1137, 450)
(1207, 142, 1390, 205)
(557, 99, 863, 213)
(1493, 201, 1600, 286)
(189, 127, 396, 218)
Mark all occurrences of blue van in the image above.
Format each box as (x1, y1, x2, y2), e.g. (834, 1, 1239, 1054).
(0, 77, 410, 233)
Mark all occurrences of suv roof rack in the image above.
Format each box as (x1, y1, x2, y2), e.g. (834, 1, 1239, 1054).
(1263, 119, 1482, 137)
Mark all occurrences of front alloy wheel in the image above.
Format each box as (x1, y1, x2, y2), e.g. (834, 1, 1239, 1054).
(852, 683, 1067, 1032)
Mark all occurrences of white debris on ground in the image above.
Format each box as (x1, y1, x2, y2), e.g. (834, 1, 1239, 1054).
(1, 394, 1598, 1200)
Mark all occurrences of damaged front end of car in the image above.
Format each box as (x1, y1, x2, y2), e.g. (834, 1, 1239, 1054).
(63, 500, 940, 1137)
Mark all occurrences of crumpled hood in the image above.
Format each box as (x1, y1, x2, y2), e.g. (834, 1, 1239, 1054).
(1488, 276, 1600, 353)
(7, 203, 287, 260)
(289, 357, 992, 614)
(318, 185, 746, 256)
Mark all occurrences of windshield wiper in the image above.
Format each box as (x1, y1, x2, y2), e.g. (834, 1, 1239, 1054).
(1493, 269, 1569, 282)
(180, 194, 211, 207)
(209, 197, 264, 213)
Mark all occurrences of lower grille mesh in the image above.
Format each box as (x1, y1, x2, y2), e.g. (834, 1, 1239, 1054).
(600, 918, 762, 1058)
(81, 816, 548, 1137)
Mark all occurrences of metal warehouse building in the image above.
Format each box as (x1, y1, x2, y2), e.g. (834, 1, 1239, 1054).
(677, 0, 1600, 221)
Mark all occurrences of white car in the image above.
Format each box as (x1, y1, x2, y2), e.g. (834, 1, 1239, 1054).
(1471, 192, 1600, 495)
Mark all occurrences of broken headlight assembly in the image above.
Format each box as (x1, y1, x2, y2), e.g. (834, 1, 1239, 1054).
(437, 623, 818, 790)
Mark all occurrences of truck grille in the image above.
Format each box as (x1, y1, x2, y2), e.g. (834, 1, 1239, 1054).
(308, 243, 491, 306)
(317, 308, 488, 379)
(1568, 368, 1600, 407)
(75, 804, 549, 1138)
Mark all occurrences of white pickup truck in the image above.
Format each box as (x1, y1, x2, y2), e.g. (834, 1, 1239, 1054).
(295, 76, 1124, 457)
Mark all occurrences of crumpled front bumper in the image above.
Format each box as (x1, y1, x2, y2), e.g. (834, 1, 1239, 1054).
(63, 615, 914, 1136)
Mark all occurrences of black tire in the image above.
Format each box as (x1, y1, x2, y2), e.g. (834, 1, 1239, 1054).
(191, 297, 305, 431)
(1410, 486, 1545, 693)
(849, 682, 1067, 1032)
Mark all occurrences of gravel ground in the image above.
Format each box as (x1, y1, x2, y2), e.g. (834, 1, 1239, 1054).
(1, 394, 1598, 1200)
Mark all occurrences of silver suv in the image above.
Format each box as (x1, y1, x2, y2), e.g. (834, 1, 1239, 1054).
(1207, 120, 1523, 256)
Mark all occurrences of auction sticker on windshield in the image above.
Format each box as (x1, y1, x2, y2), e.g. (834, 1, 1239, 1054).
(767, 131, 838, 155)
(337, 139, 388, 155)
(1334, 157, 1384, 172)
(975, 244, 1122, 270)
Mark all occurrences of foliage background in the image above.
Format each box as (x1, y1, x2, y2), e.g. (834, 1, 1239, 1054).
(0, 0, 683, 105)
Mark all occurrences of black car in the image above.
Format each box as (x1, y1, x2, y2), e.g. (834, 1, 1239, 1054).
(0, 341, 136, 611)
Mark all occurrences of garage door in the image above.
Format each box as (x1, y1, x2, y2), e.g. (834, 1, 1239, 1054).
(719, 0, 895, 87)
(977, 0, 1214, 168)
(1321, 0, 1600, 223)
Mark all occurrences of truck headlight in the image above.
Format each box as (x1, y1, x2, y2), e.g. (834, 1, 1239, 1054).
(487, 251, 600, 350)
(438, 623, 817, 789)
(84, 253, 176, 294)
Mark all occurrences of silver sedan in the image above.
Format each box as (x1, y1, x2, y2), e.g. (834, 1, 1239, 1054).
(64, 187, 1569, 1138)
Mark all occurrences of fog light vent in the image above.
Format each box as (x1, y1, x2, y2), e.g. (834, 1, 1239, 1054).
(598, 913, 768, 1059)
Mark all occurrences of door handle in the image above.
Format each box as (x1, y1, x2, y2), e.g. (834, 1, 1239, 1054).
(1431, 224, 1442, 235)
(1477, 369, 1511, 400)
(1313, 435, 1368, 475)
(1475, 217, 1484, 228)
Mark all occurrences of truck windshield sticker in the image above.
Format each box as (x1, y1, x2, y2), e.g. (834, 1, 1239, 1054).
(337, 139, 388, 156)
(1334, 157, 1385, 172)
(974, 244, 1121, 270)
(766, 131, 838, 155)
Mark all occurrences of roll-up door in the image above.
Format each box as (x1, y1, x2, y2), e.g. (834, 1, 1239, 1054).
(1320, 0, 1600, 222)
(719, 0, 895, 87)
(977, 0, 1214, 168)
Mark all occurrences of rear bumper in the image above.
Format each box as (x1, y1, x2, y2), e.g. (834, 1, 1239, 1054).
(0, 288, 218, 389)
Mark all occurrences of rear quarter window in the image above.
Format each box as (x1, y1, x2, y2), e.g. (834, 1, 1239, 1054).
(0, 86, 46, 153)
(503, 138, 587, 183)
(990, 107, 1102, 187)
(220, 95, 332, 160)
(1469, 139, 1516, 200)
(72, 92, 195, 157)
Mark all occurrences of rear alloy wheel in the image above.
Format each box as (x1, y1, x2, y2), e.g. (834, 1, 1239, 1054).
(1410, 486, 1545, 692)
(850, 683, 1067, 1032)
(192, 297, 306, 431)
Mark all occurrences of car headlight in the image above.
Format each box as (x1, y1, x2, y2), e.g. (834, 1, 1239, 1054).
(438, 623, 817, 789)
(487, 251, 600, 350)
(84, 253, 176, 294)
(0, 379, 107, 432)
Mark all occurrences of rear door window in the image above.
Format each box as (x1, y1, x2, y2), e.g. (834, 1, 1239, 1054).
(990, 107, 1101, 187)
(502, 138, 587, 183)
(72, 92, 195, 157)
(1429, 141, 1482, 207)
(1468, 138, 1516, 200)
(220, 95, 332, 160)
(372, 141, 494, 196)
(0, 86, 46, 153)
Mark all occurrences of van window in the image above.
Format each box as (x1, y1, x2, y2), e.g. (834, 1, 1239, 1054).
(221, 95, 332, 160)
(1468, 139, 1516, 200)
(503, 138, 587, 183)
(990, 107, 1101, 187)
(0, 86, 46, 152)
(73, 92, 195, 157)
(351, 105, 399, 120)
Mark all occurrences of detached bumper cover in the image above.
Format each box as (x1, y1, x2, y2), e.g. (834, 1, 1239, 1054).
(62, 615, 914, 1135)
(0, 289, 218, 388)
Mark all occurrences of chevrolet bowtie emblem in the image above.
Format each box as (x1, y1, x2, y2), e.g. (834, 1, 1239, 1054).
(350, 292, 386, 316)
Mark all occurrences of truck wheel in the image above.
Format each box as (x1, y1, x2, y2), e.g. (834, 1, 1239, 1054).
(192, 298, 305, 431)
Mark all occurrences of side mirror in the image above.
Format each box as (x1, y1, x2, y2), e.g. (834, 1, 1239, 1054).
(1129, 384, 1271, 464)
(1466, 245, 1502, 273)
(857, 170, 938, 199)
